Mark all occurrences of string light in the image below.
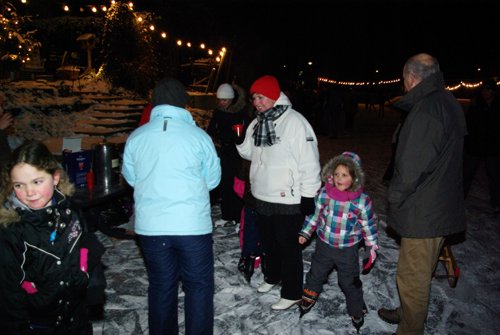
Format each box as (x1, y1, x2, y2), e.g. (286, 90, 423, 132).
(318, 77, 401, 86)
(319, 76, 499, 90)
(47, 1, 229, 62)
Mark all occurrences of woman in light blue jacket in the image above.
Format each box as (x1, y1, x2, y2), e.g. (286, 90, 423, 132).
(122, 77, 221, 335)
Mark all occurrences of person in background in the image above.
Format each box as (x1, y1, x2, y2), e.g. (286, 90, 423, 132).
(378, 53, 467, 335)
(122, 77, 221, 335)
(463, 79, 500, 214)
(138, 102, 153, 127)
(207, 83, 249, 227)
(0, 141, 105, 335)
(298, 152, 378, 333)
(234, 159, 262, 283)
(236, 75, 321, 310)
(138, 89, 154, 127)
(0, 93, 13, 170)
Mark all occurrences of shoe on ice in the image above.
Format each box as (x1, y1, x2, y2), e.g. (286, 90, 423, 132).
(271, 298, 301, 310)
(378, 307, 401, 324)
(351, 315, 364, 333)
(257, 282, 275, 293)
(299, 289, 319, 317)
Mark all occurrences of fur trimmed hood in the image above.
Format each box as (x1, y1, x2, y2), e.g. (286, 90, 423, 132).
(321, 151, 365, 192)
(0, 176, 74, 228)
(224, 84, 247, 114)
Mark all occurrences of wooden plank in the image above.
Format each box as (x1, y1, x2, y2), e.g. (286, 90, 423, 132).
(78, 119, 138, 127)
(93, 105, 145, 112)
(89, 111, 142, 119)
(73, 126, 133, 136)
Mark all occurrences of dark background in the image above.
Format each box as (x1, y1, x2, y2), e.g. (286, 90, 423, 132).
(13, 0, 499, 88)
(139, 0, 498, 85)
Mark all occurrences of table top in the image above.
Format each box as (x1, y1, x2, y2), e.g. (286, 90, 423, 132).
(71, 182, 132, 210)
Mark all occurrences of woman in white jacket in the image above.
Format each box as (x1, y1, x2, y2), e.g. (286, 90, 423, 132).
(236, 75, 321, 310)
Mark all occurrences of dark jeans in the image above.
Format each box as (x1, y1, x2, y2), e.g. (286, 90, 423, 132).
(257, 213, 304, 300)
(305, 239, 364, 317)
(138, 234, 214, 335)
(241, 208, 262, 256)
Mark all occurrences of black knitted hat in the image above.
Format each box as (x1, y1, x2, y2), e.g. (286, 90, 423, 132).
(152, 77, 188, 108)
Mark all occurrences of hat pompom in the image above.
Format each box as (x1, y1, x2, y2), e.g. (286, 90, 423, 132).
(341, 151, 362, 167)
(250, 75, 280, 101)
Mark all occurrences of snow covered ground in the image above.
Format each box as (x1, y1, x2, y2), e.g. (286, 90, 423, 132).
(90, 107, 500, 335)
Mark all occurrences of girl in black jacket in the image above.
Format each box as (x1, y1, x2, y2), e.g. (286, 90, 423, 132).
(0, 141, 104, 335)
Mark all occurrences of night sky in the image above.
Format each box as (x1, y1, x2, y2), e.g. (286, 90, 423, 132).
(141, 0, 498, 84)
(19, 0, 498, 86)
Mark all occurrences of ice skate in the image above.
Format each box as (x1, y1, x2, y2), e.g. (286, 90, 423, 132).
(298, 289, 318, 318)
(351, 315, 364, 333)
(243, 256, 255, 284)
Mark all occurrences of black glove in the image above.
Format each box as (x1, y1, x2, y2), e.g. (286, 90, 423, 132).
(300, 196, 315, 216)
(361, 245, 379, 275)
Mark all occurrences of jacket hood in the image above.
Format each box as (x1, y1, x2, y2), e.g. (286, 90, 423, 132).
(224, 84, 247, 114)
(0, 183, 71, 228)
(274, 92, 292, 107)
(321, 151, 365, 192)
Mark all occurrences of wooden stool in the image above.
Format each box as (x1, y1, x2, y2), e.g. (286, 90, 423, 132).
(433, 244, 460, 288)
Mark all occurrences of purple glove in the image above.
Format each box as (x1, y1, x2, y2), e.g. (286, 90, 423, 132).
(362, 244, 379, 275)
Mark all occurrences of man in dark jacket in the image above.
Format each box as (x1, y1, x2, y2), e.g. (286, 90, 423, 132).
(378, 53, 467, 335)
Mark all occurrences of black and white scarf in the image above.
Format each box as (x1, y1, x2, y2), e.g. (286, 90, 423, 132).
(252, 105, 288, 147)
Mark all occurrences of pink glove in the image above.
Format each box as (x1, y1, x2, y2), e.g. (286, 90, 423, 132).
(362, 244, 379, 275)
(21, 280, 38, 294)
(80, 248, 89, 272)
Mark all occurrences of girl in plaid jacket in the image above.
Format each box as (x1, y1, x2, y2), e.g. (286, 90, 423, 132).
(298, 151, 378, 333)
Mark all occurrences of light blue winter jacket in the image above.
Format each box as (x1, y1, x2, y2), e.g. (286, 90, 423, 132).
(122, 104, 221, 236)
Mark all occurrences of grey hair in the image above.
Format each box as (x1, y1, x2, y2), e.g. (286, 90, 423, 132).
(404, 53, 440, 81)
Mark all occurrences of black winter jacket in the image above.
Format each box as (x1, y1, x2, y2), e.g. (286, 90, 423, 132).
(0, 188, 104, 335)
(388, 72, 467, 238)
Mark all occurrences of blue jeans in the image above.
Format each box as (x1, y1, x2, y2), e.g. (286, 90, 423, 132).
(138, 234, 214, 335)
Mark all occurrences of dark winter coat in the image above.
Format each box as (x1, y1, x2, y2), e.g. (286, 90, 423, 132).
(388, 72, 467, 238)
(464, 92, 500, 156)
(0, 188, 104, 335)
(207, 85, 251, 158)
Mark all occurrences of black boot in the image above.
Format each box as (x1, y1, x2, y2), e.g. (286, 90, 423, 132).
(237, 256, 246, 274)
(243, 256, 255, 283)
(298, 289, 318, 318)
